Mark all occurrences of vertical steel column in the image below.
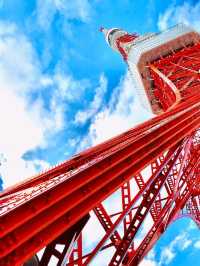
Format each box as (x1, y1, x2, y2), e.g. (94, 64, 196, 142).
(121, 182, 132, 232)
(69, 234, 83, 266)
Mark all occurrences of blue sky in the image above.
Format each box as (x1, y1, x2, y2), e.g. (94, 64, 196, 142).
(0, 0, 199, 265)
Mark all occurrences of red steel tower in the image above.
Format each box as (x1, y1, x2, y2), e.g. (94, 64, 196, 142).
(0, 24, 200, 266)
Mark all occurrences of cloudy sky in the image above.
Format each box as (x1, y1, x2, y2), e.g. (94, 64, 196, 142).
(0, 0, 199, 265)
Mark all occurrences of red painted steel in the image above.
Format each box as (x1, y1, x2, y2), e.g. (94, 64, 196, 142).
(69, 235, 83, 266)
(121, 181, 134, 255)
(116, 33, 137, 60)
(94, 203, 121, 247)
(0, 27, 200, 266)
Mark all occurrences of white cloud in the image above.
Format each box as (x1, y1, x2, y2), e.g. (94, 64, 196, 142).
(140, 259, 157, 266)
(82, 212, 105, 251)
(90, 247, 115, 266)
(0, 21, 79, 188)
(158, 1, 200, 31)
(194, 240, 200, 249)
(0, 22, 46, 187)
(158, 232, 192, 265)
(37, 0, 56, 30)
(140, 249, 157, 266)
(79, 72, 152, 150)
(157, 8, 173, 31)
(37, 0, 92, 30)
(1, 158, 50, 189)
(181, 239, 192, 250)
(159, 247, 175, 265)
(0, 24, 40, 96)
(75, 74, 107, 124)
(47, 69, 92, 135)
(188, 219, 198, 230)
(52, 70, 90, 102)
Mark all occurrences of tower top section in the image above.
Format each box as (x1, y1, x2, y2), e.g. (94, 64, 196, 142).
(101, 24, 200, 114)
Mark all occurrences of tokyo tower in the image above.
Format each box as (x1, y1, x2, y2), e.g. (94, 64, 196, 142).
(0, 24, 200, 266)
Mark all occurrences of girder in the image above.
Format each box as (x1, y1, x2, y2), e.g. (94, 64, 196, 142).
(93, 203, 121, 247)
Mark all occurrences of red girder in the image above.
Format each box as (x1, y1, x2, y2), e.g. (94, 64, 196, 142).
(69, 235, 83, 266)
(121, 182, 133, 233)
(121, 181, 134, 253)
(93, 203, 121, 246)
(154, 43, 200, 68)
(116, 34, 137, 60)
(136, 158, 177, 223)
(149, 42, 200, 112)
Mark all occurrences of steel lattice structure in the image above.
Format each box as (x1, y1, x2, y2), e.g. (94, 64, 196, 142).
(0, 24, 200, 266)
